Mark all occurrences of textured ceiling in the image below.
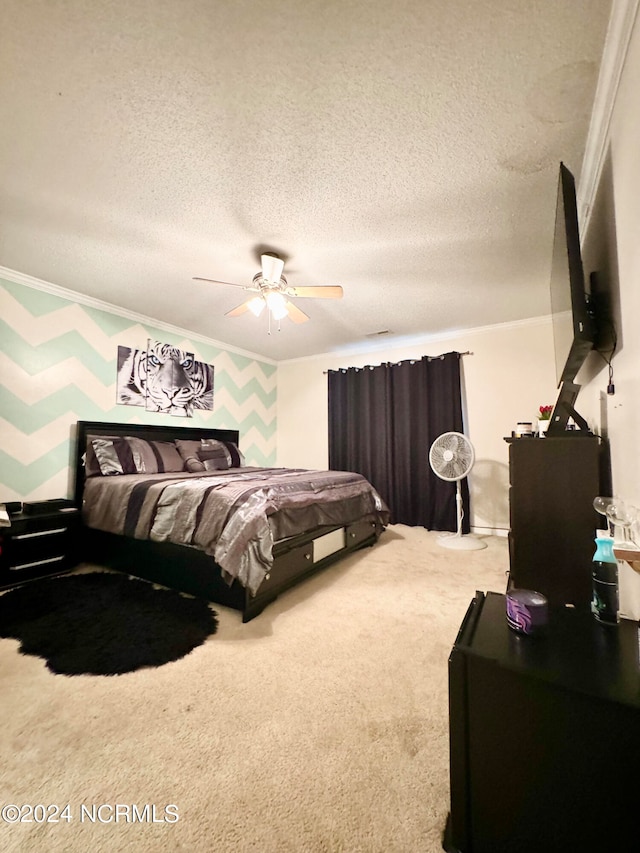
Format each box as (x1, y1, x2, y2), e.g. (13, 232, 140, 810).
(0, 0, 612, 361)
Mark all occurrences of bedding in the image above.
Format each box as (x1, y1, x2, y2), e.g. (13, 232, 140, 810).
(82, 466, 389, 595)
(75, 420, 389, 621)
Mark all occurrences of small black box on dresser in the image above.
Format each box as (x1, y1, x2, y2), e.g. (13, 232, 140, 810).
(0, 505, 80, 588)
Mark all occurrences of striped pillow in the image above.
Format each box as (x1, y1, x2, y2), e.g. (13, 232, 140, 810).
(85, 435, 119, 477)
(91, 438, 137, 476)
(175, 438, 245, 472)
(198, 440, 230, 471)
(91, 437, 184, 476)
(200, 438, 245, 469)
(141, 439, 184, 473)
(222, 441, 245, 468)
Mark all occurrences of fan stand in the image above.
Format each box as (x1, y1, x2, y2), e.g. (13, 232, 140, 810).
(437, 480, 487, 551)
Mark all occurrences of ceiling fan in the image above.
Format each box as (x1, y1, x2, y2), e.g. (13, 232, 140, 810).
(194, 253, 343, 325)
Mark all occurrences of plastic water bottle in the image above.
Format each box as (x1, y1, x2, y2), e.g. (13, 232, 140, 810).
(591, 530, 619, 625)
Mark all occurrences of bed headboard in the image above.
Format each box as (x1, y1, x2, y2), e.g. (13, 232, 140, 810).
(74, 420, 241, 507)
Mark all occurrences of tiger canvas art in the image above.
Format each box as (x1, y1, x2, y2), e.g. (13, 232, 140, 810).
(116, 341, 214, 417)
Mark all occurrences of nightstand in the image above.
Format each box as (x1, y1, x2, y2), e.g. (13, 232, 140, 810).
(0, 507, 80, 588)
(446, 591, 640, 852)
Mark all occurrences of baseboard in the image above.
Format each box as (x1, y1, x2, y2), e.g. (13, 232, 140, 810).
(471, 526, 509, 538)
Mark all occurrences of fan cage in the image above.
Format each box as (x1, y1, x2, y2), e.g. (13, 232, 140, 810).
(429, 431, 474, 481)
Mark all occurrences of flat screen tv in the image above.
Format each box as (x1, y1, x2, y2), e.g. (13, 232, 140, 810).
(547, 163, 595, 437)
(550, 162, 595, 387)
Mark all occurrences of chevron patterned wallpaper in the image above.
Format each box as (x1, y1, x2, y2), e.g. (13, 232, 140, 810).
(0, 274, 277, 502)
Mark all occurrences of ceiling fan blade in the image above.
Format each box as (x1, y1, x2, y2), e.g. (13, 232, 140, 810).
(287, 285, 343, 299)
(285, 301, 310, 323)
(225, 301, 252, 317)
(261, 253, 285, 284)
(193, 277, 248, 288)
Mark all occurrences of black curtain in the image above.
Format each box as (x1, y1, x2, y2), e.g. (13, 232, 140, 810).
(328, 352, 469, 531)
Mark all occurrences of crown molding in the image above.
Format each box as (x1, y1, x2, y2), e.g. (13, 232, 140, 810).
(578, 0, 640, 235)
(0, 265, 277, 365)
(2, 263, 553, 369)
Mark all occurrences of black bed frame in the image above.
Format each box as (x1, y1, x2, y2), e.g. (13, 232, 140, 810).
(74, 420, 383, 621)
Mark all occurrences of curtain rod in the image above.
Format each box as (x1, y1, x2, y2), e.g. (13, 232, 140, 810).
(323, 351, 472, 374)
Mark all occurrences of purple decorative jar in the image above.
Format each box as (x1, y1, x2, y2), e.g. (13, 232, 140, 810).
(506, 589, 548, 635)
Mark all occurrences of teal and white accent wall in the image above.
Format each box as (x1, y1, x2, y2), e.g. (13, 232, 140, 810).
(0, 270, 277, 503)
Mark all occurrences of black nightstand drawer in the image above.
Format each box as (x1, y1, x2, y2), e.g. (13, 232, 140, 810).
(7, 526, 71, 570)
(0, 507, 80, 585)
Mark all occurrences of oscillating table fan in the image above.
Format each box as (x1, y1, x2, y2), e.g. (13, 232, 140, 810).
(428, 432, 487, 551)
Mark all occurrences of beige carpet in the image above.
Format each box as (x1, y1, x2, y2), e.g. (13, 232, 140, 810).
(0, 525, 508, 853)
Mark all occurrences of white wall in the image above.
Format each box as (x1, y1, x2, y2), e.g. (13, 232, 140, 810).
(577, 10, 640, 618)
(277, 317, 557, 534)
(279, 6, 640, 615)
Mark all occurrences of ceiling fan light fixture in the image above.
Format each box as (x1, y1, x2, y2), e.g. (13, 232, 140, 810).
(248, 296, 265, 317)
(196, 251, 339, 331)
(271, 305, 289, 321)
(266, 290, 288, 320)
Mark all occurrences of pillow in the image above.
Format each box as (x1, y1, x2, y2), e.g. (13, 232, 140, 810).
(198, 440, 230, 472)
(201, 438, 245, 468)
(91, 438, 137, 476)
(90, 437, 184, 476)
(175, 439, 206, 473)
(175, 438, 245, 472)
(85, 435, 120, 477)
(221, 440, 245, 468)
(141, 439, 184, 473)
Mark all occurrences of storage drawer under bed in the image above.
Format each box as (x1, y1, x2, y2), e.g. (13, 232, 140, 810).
(259, 520, 380, 596)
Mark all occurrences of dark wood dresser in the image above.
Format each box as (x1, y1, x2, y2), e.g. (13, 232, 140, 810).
(506, 435, 601, 605)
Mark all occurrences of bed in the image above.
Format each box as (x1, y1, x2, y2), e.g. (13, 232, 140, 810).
(74, 420, 389, 621)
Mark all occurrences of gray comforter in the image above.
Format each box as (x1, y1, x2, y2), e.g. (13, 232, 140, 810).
(82, 467, 389, 595)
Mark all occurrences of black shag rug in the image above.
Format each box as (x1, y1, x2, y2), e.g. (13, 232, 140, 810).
(0, 572, 218, 676)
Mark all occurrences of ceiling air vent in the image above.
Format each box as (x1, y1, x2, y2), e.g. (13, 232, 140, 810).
(365, 329, 391, 338)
